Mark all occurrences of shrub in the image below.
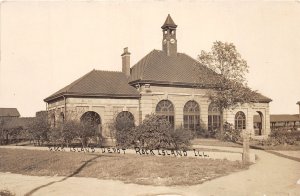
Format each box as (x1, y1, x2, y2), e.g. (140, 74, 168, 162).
(113, 113, 193, 149)
(216, 122, 241, 143)
(266, 128, 300, 146)
(170, 127, 193, 149)
(134, 114, 172, 149)
(113, 113, 136, 148)
(47, 120, 102, 148)
(196, 128, 217, 138)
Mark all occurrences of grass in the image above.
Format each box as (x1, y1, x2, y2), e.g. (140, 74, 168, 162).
(191, 138, 242, 148)
(249, 140, 300, 151)
(0, 148, 248, 186)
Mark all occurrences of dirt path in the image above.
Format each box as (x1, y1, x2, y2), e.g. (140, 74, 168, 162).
(0, 147, 300, 196)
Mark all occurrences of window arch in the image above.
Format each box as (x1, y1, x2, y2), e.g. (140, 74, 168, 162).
(116, 111, 135, 131)
(156, 100, 174, 127)
(59, 112, 64, 126)
(183, 100, 200, 131)
(80, 111, 101, 126)
(208, 103, 221, 131)
(51, 114, 56, 128)
(235, 111, 246, 130)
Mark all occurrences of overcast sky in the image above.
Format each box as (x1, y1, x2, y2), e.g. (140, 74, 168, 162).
(0, 0, 299, 117)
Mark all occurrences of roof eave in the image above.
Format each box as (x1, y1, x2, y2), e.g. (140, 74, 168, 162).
(129, 79, 216, 89)
(44, 92, 140, 102)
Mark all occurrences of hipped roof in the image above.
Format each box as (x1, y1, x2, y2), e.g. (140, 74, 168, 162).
(44, 50, 271, 103)
(129, 50, 219, 87)
(44, 70, 139, 102)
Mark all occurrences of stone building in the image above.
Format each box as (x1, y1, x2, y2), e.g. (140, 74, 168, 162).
(44, 15, 272, 142)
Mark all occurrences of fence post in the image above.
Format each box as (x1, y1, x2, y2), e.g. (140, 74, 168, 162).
(242, 129, 250, 164)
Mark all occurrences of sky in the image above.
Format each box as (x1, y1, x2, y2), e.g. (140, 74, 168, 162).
(0, 0, 299, 117)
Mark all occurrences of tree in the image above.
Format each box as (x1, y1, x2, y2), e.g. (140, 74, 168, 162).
(197, 41, 255, 133)
(28, 115, 50, 145)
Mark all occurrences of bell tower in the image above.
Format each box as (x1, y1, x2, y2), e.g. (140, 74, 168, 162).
(162, 14, 177, 56)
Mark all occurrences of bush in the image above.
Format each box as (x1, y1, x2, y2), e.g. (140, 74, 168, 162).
(196, 128, 217, 138)
(170, 127, 193, 149)
(47, 120, 102, 148)
(114, 114, 193, 149)
(263, 128, 300, 146)
(134, 114, 172, 149)
(216, 122, 241, 143)
(113, 113, 136, 148)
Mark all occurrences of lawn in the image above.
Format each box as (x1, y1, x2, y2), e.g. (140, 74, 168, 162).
(249, 140, 300, 151)
(191, 138, 242, 148)
(0, 148, 248, 186)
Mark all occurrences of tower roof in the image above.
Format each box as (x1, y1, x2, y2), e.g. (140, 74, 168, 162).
(161, 14, 177, 29)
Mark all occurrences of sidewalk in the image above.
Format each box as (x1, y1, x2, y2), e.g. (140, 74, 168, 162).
(0, 146, 300, 196)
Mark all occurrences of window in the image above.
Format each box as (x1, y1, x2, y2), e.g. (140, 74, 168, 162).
(183, 101, 200, 131)
(235, 111, 246, 130)
(208, 103, 221, 131)
(80, 111, 101, 126)
(59, 112, 64, 127)
(116, 111, 135, 130)
(156, 100, 174, 127)
(51, 114, 56, 128)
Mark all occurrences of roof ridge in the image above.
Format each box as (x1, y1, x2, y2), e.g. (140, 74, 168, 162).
(94, 69, 122, 73)
(66, 70, 95, 93)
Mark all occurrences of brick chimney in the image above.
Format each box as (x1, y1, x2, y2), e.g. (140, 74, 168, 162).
(121, 47, 131, 77)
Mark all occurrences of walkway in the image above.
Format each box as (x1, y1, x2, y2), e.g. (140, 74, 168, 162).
(0, 146, 299, 196)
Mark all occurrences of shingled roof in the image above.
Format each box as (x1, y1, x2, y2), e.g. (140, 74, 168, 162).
(44, 70, 139, 102)
(129, 49, 219, 87)
(129, 49, 271, 103)
(161, 14, 177, 29)
(0, 108, 20, 117)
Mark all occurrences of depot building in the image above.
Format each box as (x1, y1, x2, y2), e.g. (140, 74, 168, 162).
(44, 15, 272, 143)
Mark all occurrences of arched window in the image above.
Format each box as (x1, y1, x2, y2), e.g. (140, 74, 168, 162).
(235, 111, 246, 130)
(80, 111, 101, 127)
(51, 114, 56, 128)
(116, 111, 135, 131)
(208, 103, 221, 131)
(183, 100, 200, 131)
(156, 100, 174, 127)
(59, 112, 64, 125)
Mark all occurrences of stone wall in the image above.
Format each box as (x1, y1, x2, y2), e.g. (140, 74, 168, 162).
(223, 102, 270, 137)
(46, 85, 271, 139)
(47, 97, 139, 139)
(139, 85, 210, 128)
(139, 85, 270, 137)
